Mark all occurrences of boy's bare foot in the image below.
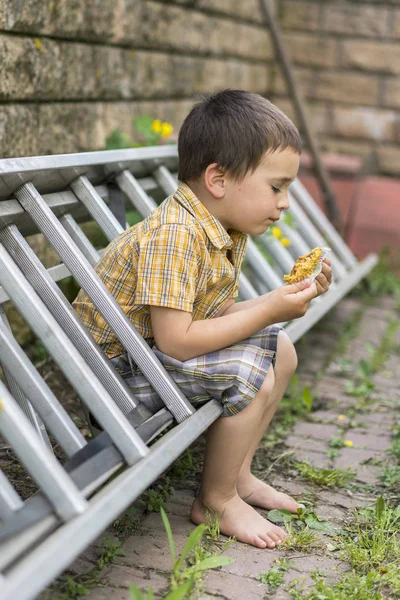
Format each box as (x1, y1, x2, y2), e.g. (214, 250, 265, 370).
(190, 492, 287, 549)
(237, 474, 301, 513)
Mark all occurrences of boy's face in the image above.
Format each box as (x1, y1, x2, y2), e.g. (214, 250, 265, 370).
(221, 148, 300, 235)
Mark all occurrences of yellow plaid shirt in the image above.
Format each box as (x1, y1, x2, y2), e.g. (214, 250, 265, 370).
(73, 183, 248, 359)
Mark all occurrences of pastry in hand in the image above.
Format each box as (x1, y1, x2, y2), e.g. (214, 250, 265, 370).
(284, 247, 326, 284)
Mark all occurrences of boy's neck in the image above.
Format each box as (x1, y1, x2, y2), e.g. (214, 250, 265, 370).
(184, 180, 230, 231)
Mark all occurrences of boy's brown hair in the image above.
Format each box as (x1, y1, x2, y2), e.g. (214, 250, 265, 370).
(178, 89, 302, 183)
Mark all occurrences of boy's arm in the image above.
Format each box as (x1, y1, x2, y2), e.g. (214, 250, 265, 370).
(150, 259, 332, 361)
(150, 279, 318, 361)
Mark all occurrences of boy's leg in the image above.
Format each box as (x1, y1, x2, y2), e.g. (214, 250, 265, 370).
(191, 365, 288, 549)
(236, 330, 301, 512)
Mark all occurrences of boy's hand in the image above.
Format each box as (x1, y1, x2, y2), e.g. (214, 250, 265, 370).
(264, 278, 319, 322)
(314, 258, 332, 296)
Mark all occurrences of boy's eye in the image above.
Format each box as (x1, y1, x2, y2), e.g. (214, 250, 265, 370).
(272, 186, 281, 194)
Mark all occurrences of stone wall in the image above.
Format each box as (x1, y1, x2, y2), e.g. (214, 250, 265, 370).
(1, 0, 400, 177)
(0, 0, 272, 157)
(273, 0, 400, 176)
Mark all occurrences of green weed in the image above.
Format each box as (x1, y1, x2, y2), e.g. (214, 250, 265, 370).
(143, 478, 175, 512)
(256, 557, 293, 591)
(363, 248, 400, 309)
(289, 570, 385, 600)
(55, 577, 90, 600)
(293, 461, 355, 487)
(112, 507, 140, 540)
(379, 464, 400, 488)
(169, 450, 196, 480)
(129, 507, 233, 600)
(328, 435, 346, 449)
(96, 537, 125, 569)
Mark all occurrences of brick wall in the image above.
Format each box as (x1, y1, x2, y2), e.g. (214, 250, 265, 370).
(1, 0, 400, 177)
(273, 0, 400, 176)
(0, 0, 272, 157)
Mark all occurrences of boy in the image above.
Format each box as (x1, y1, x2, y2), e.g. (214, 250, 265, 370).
(74, 90, 332, 549)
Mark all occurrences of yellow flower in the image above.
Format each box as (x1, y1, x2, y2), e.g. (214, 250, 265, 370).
(337, 415, 346, 420)
(271, 226, 282, 239)
(344, 440, 353, 447)
(151, 119, 162, 134)
(160, 122, 173, 137)
(281, 237, 291, 247)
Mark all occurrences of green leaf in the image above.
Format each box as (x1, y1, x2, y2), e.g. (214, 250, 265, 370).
(186, 555, 233, 574)
(163, 580, 194, 600)
(129, 585, 144, 600)
(305, 513, 335, 533)
(174, 524, 206, 571)
(160, 507, 175, 565)
(282, 213, 296, 228)
(302, 387, 313, 411)
(267, 509, 294, 524)
(375, 496, 385, 520)
(288, 373, 298, 398)
(133, 115, 155, 136)
(358, 359, 372, 378)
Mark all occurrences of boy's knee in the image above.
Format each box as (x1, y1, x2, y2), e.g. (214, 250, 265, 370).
(259, 363, 275, 399)
(276, 330, 298, 377)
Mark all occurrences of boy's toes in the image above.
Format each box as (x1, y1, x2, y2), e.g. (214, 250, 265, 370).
(264, 535, 277, 548)
(268, 531, 282, 545)
(254, 536, 268, 549)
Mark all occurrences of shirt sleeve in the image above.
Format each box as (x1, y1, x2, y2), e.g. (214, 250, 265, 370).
(135, 224, 200, 313)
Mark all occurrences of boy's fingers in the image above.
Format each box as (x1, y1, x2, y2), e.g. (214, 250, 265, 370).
(288, 278, 311, 293)
(321, 262, 332, 283)
(297, 283, 318, 303)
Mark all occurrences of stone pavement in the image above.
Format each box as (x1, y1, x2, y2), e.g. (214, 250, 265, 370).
(61, 294, 400, 600)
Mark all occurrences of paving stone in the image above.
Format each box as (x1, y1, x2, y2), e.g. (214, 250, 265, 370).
(219, 543, 286, 578)
(314, 377, 350, 401)
(291, 449, 331, 469)
(318, 490, 373, 510)
(67, 555, 96, 576)
(314, 503, 347, 524)
(118, 532, 189, 571)
(334, 448, 382, 470)
(101, 564, 169, 593)
(309, 410, 344, 423)
(271, 477, 315, 497)
(203, 570, 267, 599)
(292, 422, 340, 440)
(285, 435, 328, 454)
(339, 432, 392, 451)
(84, 587, 133, 600)
(354, 465, 380, 485)
(283, 555, 348, 589)
(140, 512, 197, 537)
(163, 489, 195, 516)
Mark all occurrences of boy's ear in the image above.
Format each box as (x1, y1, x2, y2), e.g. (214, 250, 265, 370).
(204, 163, 226, 199)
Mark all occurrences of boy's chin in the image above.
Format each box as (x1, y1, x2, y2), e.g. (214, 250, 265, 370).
(251, 224, 270, 236)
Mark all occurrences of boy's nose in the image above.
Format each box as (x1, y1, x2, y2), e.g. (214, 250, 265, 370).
(278, 192, 290, 211)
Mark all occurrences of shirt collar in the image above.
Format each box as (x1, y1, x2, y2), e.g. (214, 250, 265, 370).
(173, 183, 244, 250)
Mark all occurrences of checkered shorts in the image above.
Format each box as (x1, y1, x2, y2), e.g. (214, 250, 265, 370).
(110, 325, 281, 417)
